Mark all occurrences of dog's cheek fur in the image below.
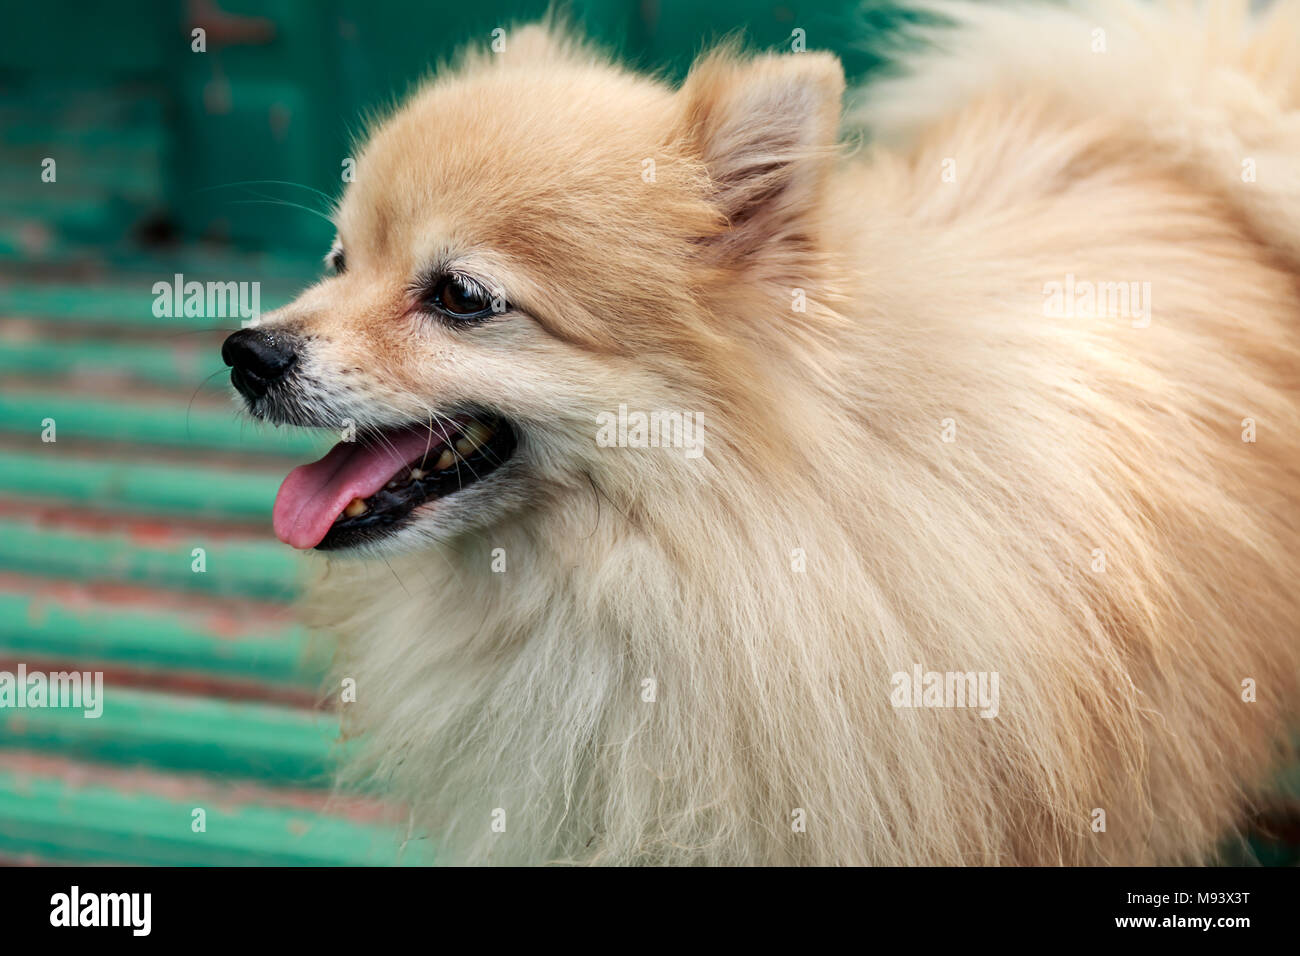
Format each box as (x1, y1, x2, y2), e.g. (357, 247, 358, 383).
(304, 4, 1300, 864)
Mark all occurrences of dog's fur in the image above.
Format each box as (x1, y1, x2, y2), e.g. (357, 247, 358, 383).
(257, 0, 1300, 864)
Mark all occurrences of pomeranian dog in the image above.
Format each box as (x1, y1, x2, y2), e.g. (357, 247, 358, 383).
(222, 0, 1300, 864)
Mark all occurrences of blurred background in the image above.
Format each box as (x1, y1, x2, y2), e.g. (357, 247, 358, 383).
(0, 0, 1294, 865)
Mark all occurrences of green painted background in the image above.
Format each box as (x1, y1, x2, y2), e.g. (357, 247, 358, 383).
(0, 0, 918, 255)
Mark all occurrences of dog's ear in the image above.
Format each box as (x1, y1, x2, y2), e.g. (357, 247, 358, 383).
(678, 49, 845, 260)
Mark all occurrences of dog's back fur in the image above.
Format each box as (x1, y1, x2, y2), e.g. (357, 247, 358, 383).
(316, 1, 1300, 864)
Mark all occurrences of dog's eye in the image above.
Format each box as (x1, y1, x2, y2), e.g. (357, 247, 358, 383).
(428, 273, 499, 322)
(326, 246, 346, 275)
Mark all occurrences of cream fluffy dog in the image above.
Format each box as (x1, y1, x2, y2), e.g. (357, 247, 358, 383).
(223, 0, 1300, 864)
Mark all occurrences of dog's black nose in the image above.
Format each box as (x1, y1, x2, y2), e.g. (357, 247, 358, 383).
(222, 328, 298, 400)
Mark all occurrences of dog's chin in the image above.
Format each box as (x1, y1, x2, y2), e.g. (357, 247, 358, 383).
(247, 391, 522, 555)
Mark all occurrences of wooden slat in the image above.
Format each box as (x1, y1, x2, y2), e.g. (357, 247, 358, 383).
(0, 391, 330, 456)
(0, 589, 321, 688)
(0, 283, 299, 327)
(0, 685, 340, 785)
(0, 766, 431, 866)
(0, 518, 301, 599)
(0, 339, 223, 390)
(0, 450, 280, 519)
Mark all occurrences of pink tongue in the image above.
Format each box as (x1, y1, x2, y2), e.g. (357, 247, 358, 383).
(273, 423, 456, 550)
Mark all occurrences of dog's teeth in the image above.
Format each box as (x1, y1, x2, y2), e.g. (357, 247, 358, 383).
(409, 468, 426, 480)
(455, 422, 494, 456)
(343, 497, 368, 518)
(434, 448, 455, 471)
(385, 479, 400, 489)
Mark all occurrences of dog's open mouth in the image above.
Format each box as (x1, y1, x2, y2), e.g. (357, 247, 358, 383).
(272, 414, 517, 551)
